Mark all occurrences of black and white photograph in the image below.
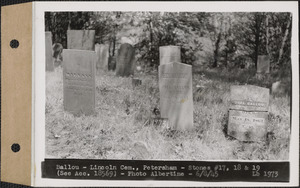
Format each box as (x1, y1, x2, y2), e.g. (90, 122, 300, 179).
(44, 10, 292, 161)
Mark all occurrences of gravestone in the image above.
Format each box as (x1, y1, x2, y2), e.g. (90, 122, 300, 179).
(95, 44, 109, 70)
(159, 62, 193, 130)
(45, 32, 54, 71)
(257, 55, 270, 74)
(67, 30, 95, 50)
(132, 78, 142, 89)
(230, 85, 269, 112)
(228, 85, 270, 141)
(228, 110, 268, 141)
(63, 49, 96, 116)
(116, 43, 135, 77)
(159, 46, 181, 65)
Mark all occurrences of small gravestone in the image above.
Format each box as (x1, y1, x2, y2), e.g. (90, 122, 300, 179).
(132, 78, 142, 88)
(45, 32, 54, 71)
(257, 55, 270, 74)
(228, 110, 268, 141)
(228, 85, 269, 141)
(95, 44, 109, 70)
(67, 30, 95, 50)
(116, 43, 135, 77)
(63, 49, 96, 116)
(159, 62, 193, 130)
(230, 85, 269, 112)
(159, 46, 181, 65)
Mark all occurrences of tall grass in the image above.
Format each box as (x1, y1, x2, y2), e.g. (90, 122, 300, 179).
(46, 66, 290, 160)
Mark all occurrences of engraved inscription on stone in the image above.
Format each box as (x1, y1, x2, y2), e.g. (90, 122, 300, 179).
(228, 110, 268, 141)
(63, 49, 96, 116)
(159, 62, 193, 130)
(159, 46, 181, 65)
(67, 30, 95, 50)
(116, 43, 135, 77)
(45, 32, 54, 71)
(230, 85, 270, 112)
(257, 55, 270, 74)
(95, 44, 109, 70)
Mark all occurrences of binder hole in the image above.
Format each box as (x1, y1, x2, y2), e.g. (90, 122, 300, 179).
(10, 39, 19, 48)
(11, 143, 20, 152)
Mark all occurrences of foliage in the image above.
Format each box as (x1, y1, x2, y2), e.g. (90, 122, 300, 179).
(45, 11, 292, 71)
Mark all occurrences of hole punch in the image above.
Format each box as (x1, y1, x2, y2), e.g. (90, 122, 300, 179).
(10, 39, 19, 48)
(11, 143, 20, 152)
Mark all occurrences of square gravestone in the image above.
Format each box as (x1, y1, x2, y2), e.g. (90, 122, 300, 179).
(67, 30, 95, 50)
(230, 85, 269, 112)
(159, 62, 193, 130)
(228, 110, 268, 141)
(159, 46, 181, 65)
(63, 49, 96, 116)
(116, 43, 135, 77)
(228, 85, 270, 141)
(95, 44, 109, 70)
(257, 55, 270, 74)
(45, 32, 54, 71)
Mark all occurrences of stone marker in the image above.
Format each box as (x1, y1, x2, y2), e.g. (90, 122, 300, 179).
(132, 78, 142, 88)
(159, 46, 181, 65)
(257, 55, 270, 74)
(95, 44, 109, 70)
(230, 85, 269, 112)
(228, 110, 268, 141)
(228, 85, 270, 141)
(67, 30, 95, 50)
(45, 32, 54, 71)
(116, 43, 135, 77)
(63, 49, 96, 116)
(159, 62, 193, 130)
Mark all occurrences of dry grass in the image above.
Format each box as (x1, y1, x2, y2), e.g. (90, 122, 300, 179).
(46, 65, 290, 160)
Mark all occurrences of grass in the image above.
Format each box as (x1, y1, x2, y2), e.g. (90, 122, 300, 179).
(46, 65, 291, 160)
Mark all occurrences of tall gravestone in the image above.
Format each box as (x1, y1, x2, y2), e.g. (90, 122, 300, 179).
(159, 62, 193, 130)
(228, 85, 269, 141)
(159, 46, 181, 65)
(63, 49, 96, 116)
(67, 30, 95, 50)
(45, 32, 54, 71)
(95, 44, 109, 70)
(116, 43, 135, 77)
(257, 55, 270, 74)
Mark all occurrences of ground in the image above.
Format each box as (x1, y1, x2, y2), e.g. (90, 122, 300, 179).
(46, 65, 290, 160)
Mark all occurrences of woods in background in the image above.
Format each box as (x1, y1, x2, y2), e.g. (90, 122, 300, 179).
(45, 12, 292, 71)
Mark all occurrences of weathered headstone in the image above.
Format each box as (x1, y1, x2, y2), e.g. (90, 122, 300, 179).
(228, 85, 270, 141)
(67, 30, 95, 50)
(257, 55, 270, 74)
(95, 44, 109, 70)
(116, 43, 135, 77)
(230, 85, 269, 112)
(159, 62, 193, 130)
(63, 49, 96, 116)
(45, 32, 54, 71)
(159, 46, 181, 65)
(132, 78, 142, 89)
(228, 110, 268, 141)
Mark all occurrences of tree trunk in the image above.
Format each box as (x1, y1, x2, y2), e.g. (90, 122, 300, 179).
(265, 14, 270, 55)
(277, 15, 291, 66)
(254, 14, 262, 69)
(213, 32, 222, 68)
